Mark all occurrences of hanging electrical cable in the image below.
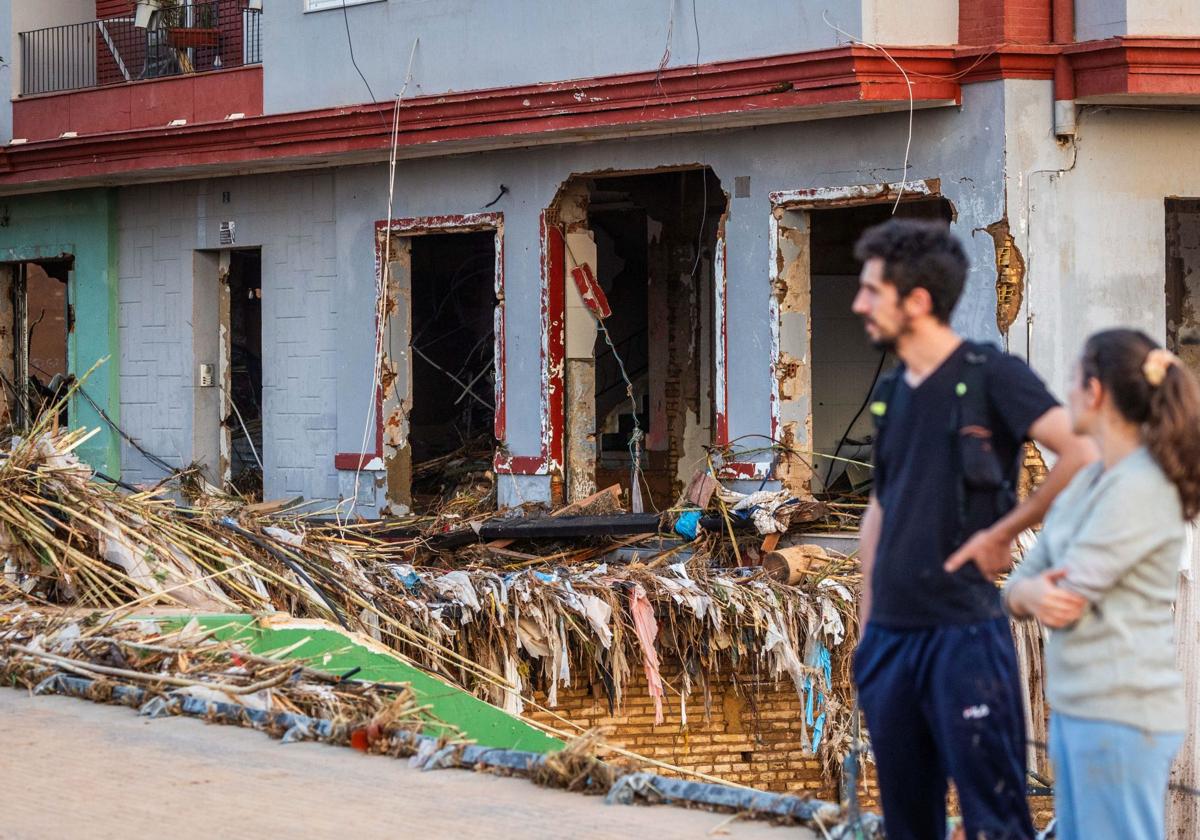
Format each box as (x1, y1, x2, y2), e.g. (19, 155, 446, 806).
(339, 0, 379, 107)
(346, 37, 419, 520)
(556, 227, 650, 512)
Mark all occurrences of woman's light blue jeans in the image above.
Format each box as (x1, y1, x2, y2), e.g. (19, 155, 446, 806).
(1049, 712, 1183, 840)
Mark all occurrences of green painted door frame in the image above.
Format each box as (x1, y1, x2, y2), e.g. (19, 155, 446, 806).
(0, 189, 120, 476)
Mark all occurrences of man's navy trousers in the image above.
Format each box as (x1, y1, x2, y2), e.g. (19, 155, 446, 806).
(853, 616, 1036, 840)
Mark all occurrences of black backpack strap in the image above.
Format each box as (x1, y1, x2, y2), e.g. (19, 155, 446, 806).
(868, 364, 904, 437)
(951, 341, 1015, 544)
(955, 342, 997, 430)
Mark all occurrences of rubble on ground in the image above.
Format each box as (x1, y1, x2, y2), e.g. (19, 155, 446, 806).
(0, 422, 870, 796)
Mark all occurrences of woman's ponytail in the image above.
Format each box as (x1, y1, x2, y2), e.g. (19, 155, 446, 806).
(1082, 329, 1200, 518)
(1144, 360, 1200, 518)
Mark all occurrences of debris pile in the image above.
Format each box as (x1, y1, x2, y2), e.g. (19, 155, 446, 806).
(0, 426, 863, 780)
(0, 604, 466, 750)
(0, 605, 884, 834)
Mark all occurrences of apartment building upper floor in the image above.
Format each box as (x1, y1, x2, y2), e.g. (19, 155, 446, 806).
(0, 0, 1197, 192)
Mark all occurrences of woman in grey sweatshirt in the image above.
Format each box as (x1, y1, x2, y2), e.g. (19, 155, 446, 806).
(1005, 328, 1200, 840)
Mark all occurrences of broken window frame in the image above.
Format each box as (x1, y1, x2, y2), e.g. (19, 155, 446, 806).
(768, 178, 945, 496)
(545, 168, 731, 508)
(0, 258, 75, 431)
(345, 213, 505, 515)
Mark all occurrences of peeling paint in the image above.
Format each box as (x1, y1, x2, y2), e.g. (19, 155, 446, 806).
(558, 182, 599, 503)
(565, 359, 597, 502)
(713, 213, 729, 445)
(217, 253, 232, 486)
(769, 178, 940, 208)
(380, 234, 413, 512)
(676, 407, 709, 490)
(769, 207, 812, 494)
(349, 213, 504, 512)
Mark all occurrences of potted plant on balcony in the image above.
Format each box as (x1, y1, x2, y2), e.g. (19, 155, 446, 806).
(165, 1, 220, 50)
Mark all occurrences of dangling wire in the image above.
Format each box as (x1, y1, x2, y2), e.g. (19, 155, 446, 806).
(345, 37, 418, 521)
(559, 229, 649, 511)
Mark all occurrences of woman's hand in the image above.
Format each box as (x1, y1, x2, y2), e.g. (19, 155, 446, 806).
(1010, 569, 1089, 628)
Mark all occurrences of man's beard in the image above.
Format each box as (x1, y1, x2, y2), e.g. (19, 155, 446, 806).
(865, 314, 908, 351)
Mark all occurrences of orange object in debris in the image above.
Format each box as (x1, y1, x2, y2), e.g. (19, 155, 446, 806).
(349, 728, 370, 752)
(570, 263, 611, 319)
(763, 544, 829, 585)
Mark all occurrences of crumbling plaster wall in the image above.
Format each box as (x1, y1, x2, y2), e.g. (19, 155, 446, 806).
(1003, 79, 1200, 400)
(114, 82, 1004, 510)
(266, 0, 953, 117)
(334, 81, 1005, 507)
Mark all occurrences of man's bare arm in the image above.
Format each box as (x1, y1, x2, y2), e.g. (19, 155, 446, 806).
(944, 405, 1097, 579)
(857, 497, 883, 627)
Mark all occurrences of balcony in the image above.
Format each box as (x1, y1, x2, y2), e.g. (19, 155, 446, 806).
(13, 1, 264, 143)
(20, 1, 261, 96)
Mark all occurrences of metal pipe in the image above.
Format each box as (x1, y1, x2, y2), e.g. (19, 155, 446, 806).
(1052, 0, 1077, 137)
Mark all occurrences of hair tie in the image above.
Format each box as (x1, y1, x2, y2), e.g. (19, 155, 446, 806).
(1142, 348, 1179, 387)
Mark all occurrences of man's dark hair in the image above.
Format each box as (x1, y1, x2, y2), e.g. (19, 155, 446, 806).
(853, 219, 968, 323)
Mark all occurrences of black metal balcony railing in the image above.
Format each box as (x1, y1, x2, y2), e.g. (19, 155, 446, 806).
(19, 1, 262, 97)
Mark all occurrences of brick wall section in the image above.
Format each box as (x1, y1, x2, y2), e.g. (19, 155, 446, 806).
(959, 0, 1052, 45)
(96, 1, 134, 18)
(525, 655, 879, 804)
(526, 652, 1053, 827)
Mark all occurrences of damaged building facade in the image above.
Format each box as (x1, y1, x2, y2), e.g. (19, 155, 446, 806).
(0, 0, 1199, 808)
(3, 1, 1200, 515)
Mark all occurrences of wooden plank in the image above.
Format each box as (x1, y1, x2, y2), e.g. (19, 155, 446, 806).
(552, 483, 622, 518)
(1168, 528, 1199, 838)
(244, 496, 304, 516)
(483, 485, 623, 551)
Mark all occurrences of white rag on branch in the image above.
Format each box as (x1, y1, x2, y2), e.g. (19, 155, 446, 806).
(716, 488, 798, 535)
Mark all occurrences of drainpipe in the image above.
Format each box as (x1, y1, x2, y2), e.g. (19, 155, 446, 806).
(1052, 0, 1077, 137)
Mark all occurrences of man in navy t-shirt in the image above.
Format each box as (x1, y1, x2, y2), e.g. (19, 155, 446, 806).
(849, 220, 1095, 839)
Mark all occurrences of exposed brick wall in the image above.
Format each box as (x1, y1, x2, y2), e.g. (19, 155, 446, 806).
(527, 651, 1051, 828)
(959, 0, 1052, 45)
(525, 654, 878, 804)
(96, 1, 134, 18)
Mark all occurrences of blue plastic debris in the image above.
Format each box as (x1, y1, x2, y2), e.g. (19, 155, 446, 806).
(388, 564, 422, 591)
(674, 510, 702, 540)
(803, 641, 832, 753)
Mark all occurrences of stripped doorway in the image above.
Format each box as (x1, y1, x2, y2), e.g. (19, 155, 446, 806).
(378, 218, 501, 515)
(0, 258, 73, 429)
(226, 250, 263, 498)
(556, 169, 725, 510)
(191, 248, 263, 497)
(771, 185, 952, 496)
